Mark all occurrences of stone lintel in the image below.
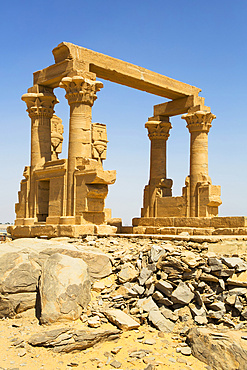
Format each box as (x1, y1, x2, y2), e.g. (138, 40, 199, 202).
(33, 42, 201, 99)
(153, 96, 208, 117)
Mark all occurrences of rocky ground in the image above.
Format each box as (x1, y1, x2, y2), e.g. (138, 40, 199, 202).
(1, 235, 247, 369)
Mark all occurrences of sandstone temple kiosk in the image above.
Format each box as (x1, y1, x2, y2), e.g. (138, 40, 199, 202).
(8, 42, 247, 238)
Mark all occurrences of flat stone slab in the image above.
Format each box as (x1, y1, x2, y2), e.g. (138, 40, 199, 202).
(102, 308, 140, 331)
(28, 327, 121, 352)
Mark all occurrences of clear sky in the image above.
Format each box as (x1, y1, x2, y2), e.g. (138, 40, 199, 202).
(0, 0, 247, 225)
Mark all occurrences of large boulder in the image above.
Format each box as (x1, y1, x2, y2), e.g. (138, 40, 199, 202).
(39, 253, 91, 324)
(187, 327, 247, 370)
(0, 239, 112, 318)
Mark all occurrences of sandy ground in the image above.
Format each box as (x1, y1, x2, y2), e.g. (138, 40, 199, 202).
(0, 309, 208, 370)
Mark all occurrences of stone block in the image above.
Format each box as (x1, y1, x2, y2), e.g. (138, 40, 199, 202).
(156, 197, 186, 217)
(107, 218, 122, 232)
(95, 225, 117, 235)
(132, 218, 155, 227)
(104, 208, 112, 221)
(133, 226, 146, 234)
(14, 218, 24, 226)
(120, 226, 133, 234)
(8, 226, 31, 238)
(193, 228, 213, 236)
(82, 212, 105, 225)
(59, 216, 75, 225)
(176, 228, 194, 235)
(154, 218, 174, 227)
(212, 228, 236, 235)
(46, 216, 60, 224)
(160, 227, 177, 235)
(174, 217, 211, 228)
(238, 228, 247, 235)
(145, 227, 160, 234)
(211, 216, 247, 229)
(30, 225, 58, 238)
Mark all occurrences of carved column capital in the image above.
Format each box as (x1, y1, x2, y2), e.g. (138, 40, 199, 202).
(182, 111, 216, 133)
(22, 92, 58, 119)
(59, 76, 103, 106)
(145, 119, 172, 140)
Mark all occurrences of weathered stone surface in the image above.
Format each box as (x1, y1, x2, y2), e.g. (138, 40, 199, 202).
(39, 253, 91, 324)
(102, 308, 140, 330)
(152, 291, 173, 306)
(159, 306, 178, 322)
(150, 245, 165, 263)
(0, 252, 41, 294)
(221, 257, 247, 272)
(227, 271, 247, 287)
(0, 292, 36, 317)
(148, 310, 175, 332)
(155, 280, 173, 297)
(187, 327, 247, 370)
(138, 267, 153, 285)
(118, 263, 139, 283)
(171, 282, 194, 304)
(28, 327, 120, 352)
(136, 297, 159, 313)
(181, 251, 203, 268)
(41, 246, 112, 280)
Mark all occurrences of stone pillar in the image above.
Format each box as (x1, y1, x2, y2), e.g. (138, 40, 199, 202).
(59, 75, 103, 218)
(146, 117, 172, 181)
(182, 111, 216, 217)
(22, 90, 58, 220)
(22, 91, 58, 170)
(143, 117, 172, 217)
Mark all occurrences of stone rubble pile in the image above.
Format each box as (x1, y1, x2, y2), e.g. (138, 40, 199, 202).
(1, 236, 247, 368)
(86, 237, 247, 332)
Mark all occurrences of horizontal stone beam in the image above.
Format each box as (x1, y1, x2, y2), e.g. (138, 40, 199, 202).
(153, 96, 207, 117)
(33, 42, 201, 100)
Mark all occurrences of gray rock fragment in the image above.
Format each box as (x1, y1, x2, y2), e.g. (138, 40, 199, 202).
(171, 282, 194, 305)
(148, 310, 175, 333)
(102, 308, 140, 330)
(155, 280, 173, 297)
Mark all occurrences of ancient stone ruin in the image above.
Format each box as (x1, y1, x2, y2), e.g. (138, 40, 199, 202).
(8, 42, 247, 238)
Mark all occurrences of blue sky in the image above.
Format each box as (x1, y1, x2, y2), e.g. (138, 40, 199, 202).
(0, 0, 246, 224)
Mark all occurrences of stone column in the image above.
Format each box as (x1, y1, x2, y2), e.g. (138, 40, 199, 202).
(182, 111, 216, 217)
(144, 117, 172, 217)
(145, 118, 172, 181)
(22, 91, 58, 170)
(59, 75, 103, 218)
(22, 90, 58, 220)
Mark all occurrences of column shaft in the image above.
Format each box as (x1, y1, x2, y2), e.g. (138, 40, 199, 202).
(60, 75, 103, 217)
(144, 118, 172, 217)
(22, 91, 58, 219)
(150, 138, 167, 179)
(182, 111, 215, 217)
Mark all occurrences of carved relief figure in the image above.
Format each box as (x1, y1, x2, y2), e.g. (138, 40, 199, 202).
(51, 115, 64, 160)
(91, 123, 108, 163)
